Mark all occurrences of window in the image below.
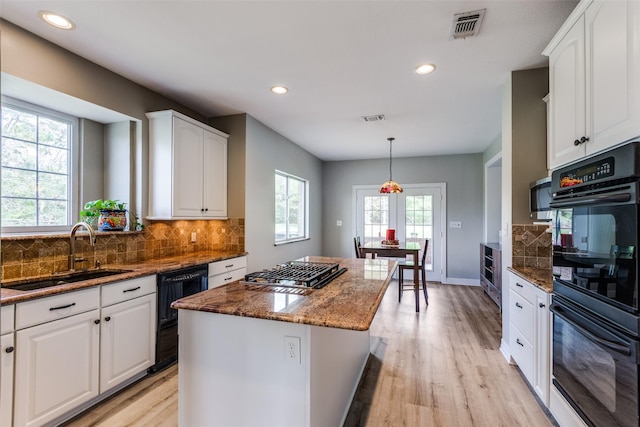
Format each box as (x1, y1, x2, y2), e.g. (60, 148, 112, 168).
(1, 99, 77, 232)
(275, 170, 308, 244)
(363, 195, 389, 245)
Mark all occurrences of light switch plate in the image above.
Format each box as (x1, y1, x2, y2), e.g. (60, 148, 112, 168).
(449, 221, 462, 228)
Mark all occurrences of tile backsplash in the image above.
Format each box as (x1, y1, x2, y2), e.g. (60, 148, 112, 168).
(1, 218, 244, 281)
(512, 224, 552, 269)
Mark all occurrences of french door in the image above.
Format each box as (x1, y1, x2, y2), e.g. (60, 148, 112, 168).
(354, 184, 444, 282)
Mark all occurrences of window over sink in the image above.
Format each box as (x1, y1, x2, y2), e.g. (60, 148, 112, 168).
(1, 97, 78, 232)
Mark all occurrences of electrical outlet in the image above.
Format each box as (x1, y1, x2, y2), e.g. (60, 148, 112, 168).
(284, 336, 301, 364)
(191, 232, 197, 243)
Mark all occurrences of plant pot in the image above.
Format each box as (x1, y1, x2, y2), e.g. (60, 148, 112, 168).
(98, 209, 127, 231)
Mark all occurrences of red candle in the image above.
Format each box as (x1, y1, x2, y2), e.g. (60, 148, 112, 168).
(386, 229, 395, 241)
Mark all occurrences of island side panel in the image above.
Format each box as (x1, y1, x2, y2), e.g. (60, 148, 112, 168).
(310, 325, 370, 427)
(178, 310, 310, 427)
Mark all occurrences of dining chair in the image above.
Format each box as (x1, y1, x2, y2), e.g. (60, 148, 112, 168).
(353, 236, 363, 258)
(397, 239, 429, 303)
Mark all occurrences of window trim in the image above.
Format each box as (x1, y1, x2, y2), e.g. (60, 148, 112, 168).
(1, 96, 79, 234)
(274, 170, 309, 245)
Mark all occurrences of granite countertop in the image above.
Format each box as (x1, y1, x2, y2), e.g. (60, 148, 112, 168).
(1, 250, 247, 305)
(171, 256, 396, 332)
(507, 266, 553, 293)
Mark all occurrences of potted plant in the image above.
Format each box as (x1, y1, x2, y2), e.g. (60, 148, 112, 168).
(80, 199, 127, 231)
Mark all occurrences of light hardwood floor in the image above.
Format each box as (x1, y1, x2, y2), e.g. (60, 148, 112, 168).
(64, 282, 553, 427)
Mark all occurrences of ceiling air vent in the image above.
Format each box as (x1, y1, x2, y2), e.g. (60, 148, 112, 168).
(450, 9, 486, 39)
(362, 114, 385, 122)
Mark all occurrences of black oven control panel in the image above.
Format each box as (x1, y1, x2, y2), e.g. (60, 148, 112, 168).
(558, 156, 615, 188)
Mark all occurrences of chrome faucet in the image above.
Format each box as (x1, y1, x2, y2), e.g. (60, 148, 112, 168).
(69, 222, 96, 271)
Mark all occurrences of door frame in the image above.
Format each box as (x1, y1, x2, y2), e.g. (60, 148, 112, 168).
(484, 152, 502, 243)
(352, 183, 447, 283)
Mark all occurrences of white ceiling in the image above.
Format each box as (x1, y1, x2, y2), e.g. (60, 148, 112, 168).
(0, 0, 577, 161)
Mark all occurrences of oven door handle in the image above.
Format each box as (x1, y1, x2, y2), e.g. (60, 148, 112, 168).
(550, 192, 632, 208)
(550, 303, 632, 356)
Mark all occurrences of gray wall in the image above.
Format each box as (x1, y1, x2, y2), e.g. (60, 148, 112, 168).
(322, 153, 483, 281)
(79, 119, 104, 207)
(511, 67, 549, 224)
(104, 121, 134, 206)
(209, 114, 247, 219)
(245, 115, 323, 272)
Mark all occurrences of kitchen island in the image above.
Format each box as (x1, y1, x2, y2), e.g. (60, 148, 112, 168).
(171, 256, 396, 427)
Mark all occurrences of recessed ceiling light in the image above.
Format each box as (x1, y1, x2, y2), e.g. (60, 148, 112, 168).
(39, 11, 76, 30)
(271, 86, 289, 95)
(414, 64, 436, 75)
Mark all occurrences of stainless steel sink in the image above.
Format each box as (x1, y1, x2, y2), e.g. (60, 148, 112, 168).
(6, 269, 133, 292)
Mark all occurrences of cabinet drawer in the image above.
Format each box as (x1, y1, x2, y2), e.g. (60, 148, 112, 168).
(102, 276, 156, 307)
(16, 287, 100, 330)
(209, 256, 247, 276)
(509, 289, 534, 342)
(510, 324, 534, 382)
(1, 304, 14, 334)
(209, 268, 246, 289)
(509, 273, 535, 304)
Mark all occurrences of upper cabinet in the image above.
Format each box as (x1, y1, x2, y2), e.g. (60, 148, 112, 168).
(545, 0, 640, 169)
(147, 110, 229, 219)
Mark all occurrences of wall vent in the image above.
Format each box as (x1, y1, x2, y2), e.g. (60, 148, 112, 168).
(450, 9, 485, 39)
(362, 114, 385, 122)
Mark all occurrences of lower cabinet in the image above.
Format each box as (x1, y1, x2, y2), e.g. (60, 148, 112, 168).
(209, 256, 247, 289)
(99, 292, 156, 393)
(14, 308, 101, 427)
(508, 271, 552, 406)
(1, 332, 15, 427)
(1, 304, 15, 427)
(11, 276, 156, 426)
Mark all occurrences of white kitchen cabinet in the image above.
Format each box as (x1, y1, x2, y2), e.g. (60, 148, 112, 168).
(1, 305, 15, 427)
(534, 289, 551, 405)
(11, 277, 157, 426)
(147, 109, 228, 219)
(100, 276, 156, 393)
(14, 308, 100, 427)
(508, 271, 551, 407)
(208, 256, 247, 289)
(545, 0, 640, 169)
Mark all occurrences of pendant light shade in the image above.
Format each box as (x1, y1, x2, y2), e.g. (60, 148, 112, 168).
(379, 137, 403, 194)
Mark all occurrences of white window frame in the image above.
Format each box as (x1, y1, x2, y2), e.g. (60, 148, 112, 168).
(1, 96, 79, 234)
(275, 170, 309, 245)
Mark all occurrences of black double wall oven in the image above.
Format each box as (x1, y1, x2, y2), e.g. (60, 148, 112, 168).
(550, 142, 640, 427)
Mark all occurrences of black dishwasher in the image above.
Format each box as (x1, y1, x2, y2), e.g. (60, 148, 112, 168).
(150, 264, 208, 372)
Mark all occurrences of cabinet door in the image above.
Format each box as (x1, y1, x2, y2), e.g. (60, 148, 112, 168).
(14, 309, 100, 427)
(548, 15, 586, 169)
(1, 333, 14, 427)
(202, 129, 227, 218)
(534, 290, 551, 406)
(586, 0, 640, 154)
(100, 294, 156, 393)
(173, 116, 205, 217)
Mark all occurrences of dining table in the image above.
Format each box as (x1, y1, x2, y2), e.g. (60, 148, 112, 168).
(360, 241, 425, 312)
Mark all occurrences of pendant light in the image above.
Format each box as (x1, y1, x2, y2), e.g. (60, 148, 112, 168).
(379, 137, 403, 194)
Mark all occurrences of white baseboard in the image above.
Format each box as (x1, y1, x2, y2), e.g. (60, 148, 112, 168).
(499, 338, 511, 363)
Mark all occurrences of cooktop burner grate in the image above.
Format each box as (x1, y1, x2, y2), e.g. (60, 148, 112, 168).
(242, 261, 347, 289)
